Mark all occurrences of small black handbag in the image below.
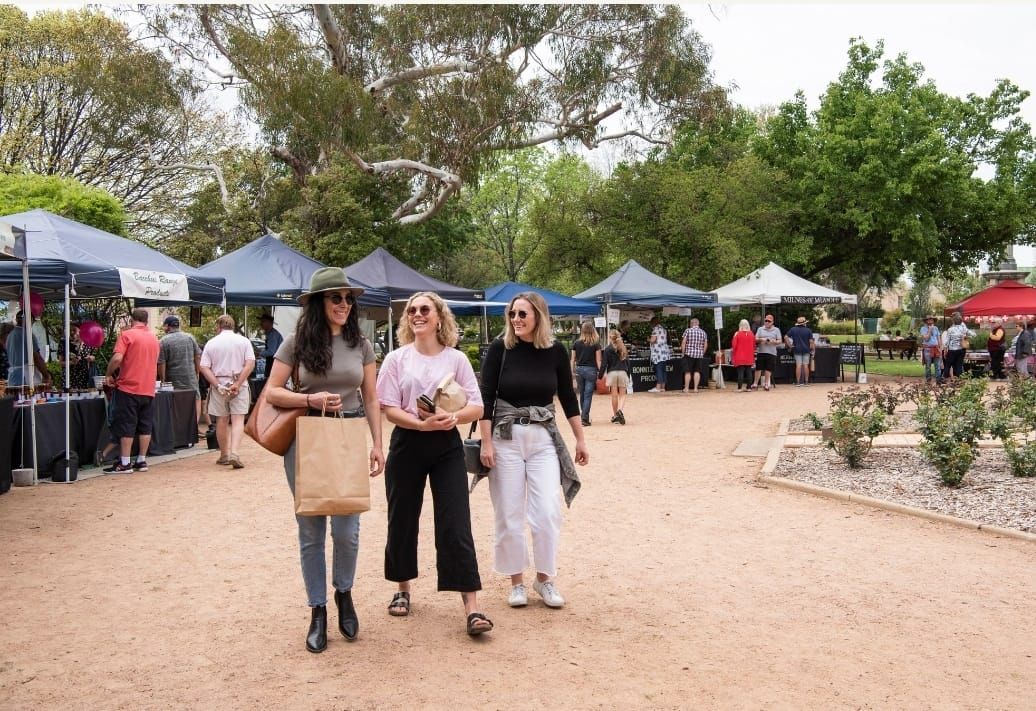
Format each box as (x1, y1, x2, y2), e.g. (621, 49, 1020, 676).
(464, 345, 506, 475)
(463, 423, 488, 475)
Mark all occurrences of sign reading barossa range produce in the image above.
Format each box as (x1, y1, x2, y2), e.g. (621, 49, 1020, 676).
(117, 268, 189, 301)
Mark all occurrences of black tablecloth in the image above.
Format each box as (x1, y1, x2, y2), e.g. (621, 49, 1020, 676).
(10, 397, 107, 478)
(0, 397, 13, 494)
(97, 389, 199, 460)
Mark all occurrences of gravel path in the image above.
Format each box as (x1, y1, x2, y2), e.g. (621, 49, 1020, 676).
(773, 446, 1036, 532)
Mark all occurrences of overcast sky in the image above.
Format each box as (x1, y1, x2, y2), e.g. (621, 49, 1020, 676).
(683, 2, 1036, 266)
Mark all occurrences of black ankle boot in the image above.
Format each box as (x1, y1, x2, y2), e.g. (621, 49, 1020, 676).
(335, 589, 359, 641)
(306, 605, 327, 653)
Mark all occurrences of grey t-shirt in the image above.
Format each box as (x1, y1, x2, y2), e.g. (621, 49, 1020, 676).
(274, 333, 375, 410)
(755, 325, 782, 356)
(158, 331, 201, 392)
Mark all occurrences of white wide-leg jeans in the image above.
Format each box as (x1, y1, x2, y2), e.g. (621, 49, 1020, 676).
(488, 423, 562, 577)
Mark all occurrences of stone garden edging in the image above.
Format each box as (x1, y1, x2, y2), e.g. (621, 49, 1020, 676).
(759, 418, 1036, 544)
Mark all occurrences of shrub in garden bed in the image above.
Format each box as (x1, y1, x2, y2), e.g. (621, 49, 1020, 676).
(826, 387, 889, 468)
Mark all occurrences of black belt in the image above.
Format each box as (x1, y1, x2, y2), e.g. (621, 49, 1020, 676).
(306, 407, 364, 418)
(514, 416, 531, 425)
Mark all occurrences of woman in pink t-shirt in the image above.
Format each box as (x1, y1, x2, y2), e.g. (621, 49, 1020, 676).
(375, 291, 492, 636)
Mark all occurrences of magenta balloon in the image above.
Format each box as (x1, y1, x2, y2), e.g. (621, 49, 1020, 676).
(79, 320, 105, 348)
(19, 291, 44, 318)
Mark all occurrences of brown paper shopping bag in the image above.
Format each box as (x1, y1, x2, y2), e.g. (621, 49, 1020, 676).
(294, 415, 371, 516)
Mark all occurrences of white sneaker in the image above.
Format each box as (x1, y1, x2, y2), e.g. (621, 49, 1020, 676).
(533, 579, 565, 608)
(508, 584, 528, 607)
(647, 387, 662, 393)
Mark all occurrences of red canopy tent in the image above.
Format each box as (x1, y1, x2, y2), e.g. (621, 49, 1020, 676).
(945, 279, 1036, 320)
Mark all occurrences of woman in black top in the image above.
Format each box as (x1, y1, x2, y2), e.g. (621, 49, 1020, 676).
(570, 321, 601, 426)
(478, 292, 589, 610)
(599, 328, 630, 424)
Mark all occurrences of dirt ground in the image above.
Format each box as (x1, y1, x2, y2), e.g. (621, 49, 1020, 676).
(2, 382, 1034, 710)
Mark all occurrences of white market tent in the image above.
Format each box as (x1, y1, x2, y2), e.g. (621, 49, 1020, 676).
(712, 262, 857, 306)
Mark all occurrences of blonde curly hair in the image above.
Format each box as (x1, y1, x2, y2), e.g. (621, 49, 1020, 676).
(396, 291, 459, 347)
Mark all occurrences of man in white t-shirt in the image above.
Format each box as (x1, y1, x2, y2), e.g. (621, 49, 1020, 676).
(199, 314, 255, 468)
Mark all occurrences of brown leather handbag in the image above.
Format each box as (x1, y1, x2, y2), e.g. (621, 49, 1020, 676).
(244, 364, 304, 456)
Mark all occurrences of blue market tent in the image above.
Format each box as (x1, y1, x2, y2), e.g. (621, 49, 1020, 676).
(451, 281, 600, 317)
(344, 247, 483, 302)
(197, 233, 388, 308)
(574, 259, 716, 307)
(0, 209, 225, 304)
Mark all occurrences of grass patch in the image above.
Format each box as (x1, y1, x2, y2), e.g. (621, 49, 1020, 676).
(866, 359, 924, 377)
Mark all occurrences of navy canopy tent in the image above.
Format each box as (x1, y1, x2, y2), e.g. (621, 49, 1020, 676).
(198, 233, 388, 308)
(0, 209, 225, 304)
(344, 247, 483, 301)
(451, 281, 600, 317)
(574, 259, 716, 307)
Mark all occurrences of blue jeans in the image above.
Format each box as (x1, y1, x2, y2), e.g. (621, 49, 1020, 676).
(922, 349, 943, 382)
(284, 440, 360, 607)
(652, 361, 667, 388)
(575, 365, 598, 421)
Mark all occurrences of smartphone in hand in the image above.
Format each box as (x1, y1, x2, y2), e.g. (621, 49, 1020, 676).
(416, 394, 436, 413)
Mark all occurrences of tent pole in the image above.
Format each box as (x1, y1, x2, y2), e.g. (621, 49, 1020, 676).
(22, 261, 39, 484)
(62, 284, 72, 483)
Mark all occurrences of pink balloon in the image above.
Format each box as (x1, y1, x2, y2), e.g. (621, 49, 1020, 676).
(79, 320, 105, 348)
(19, 291, 44, 318)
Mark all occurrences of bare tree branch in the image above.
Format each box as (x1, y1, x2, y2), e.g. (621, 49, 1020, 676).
(494, 102, 624, 149)
(270, 146, 310, 183)
(156, 161, 230, 207)
(365, 60, 478, 95)
(312, 4, 348, 75)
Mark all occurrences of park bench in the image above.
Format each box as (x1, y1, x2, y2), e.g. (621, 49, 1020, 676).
(872, 339, 918, 360)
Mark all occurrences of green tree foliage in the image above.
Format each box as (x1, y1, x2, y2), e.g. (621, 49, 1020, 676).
(0, 173, 127, 235)
(0, 7, 233, 240)
(754, 39, 1036, 289)
(586, 143, 800, 289)
(143, 4, 724, 225)
(524, 153, 604, 293)
(467, 149, 547, 282)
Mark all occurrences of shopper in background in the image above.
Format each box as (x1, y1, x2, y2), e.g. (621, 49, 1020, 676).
(199, 314, 255, 469)
(599, 328, 630, 424)
(103, 309, 160, 473)
(647, 316, 669, 392)
(987, 318, 1006, 380)
(730, 319, 757, 392)
(751, 315, 781, 391)
(678, 317, 707, 393)
(158, 316, 203, 433)
(570, 321, 601, 426)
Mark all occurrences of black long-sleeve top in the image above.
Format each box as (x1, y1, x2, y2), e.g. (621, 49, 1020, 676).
(479, 338, 580, 421)
(598, 344, 630, 378)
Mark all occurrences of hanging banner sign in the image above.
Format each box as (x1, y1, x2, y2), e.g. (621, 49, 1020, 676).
(662, 306, 694, 316)
(607, 307, 621, 324)
(713, 307, 723, 330)
(781, 295, 842, 305)
(118, 268, 190, 301)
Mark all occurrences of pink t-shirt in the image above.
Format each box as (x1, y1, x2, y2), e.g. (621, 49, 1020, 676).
(199, 329, 255, 385)
(376, 344, 483, 417)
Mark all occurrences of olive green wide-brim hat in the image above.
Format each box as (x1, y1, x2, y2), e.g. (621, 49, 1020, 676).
(297, 267, 365, 305)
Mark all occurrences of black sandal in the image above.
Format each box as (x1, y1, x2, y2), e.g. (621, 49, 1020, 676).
(466, 612, 493, 636)
(388, 591, 410, 617)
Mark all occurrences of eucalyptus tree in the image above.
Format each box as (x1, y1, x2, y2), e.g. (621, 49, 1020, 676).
(142, 4, 724, 226)
(0, 7, 234, 240)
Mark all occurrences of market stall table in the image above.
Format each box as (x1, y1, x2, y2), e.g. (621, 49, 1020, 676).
(96, 389, 199, 463)
(9, 396, 107, 478)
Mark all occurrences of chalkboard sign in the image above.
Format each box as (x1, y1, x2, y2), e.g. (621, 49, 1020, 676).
(840, 343, 864, 365)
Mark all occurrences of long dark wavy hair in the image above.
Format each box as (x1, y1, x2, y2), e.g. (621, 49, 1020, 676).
(292, 292, 364, 376)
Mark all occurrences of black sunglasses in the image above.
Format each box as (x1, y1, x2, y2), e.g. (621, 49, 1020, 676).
(327, 292, 355, 305)
(508, 309, 530, 320)
(764, 319, 773, 323)
(407, 304, 433, 316)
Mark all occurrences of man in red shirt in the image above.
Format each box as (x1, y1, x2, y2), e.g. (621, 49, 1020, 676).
(103, 309, 160, 473)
